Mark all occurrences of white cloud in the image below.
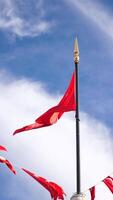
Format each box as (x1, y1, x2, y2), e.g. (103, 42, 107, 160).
(0, 71, 113, 200)
(65, 0, 113, 40)
(0, 0, 52, 37)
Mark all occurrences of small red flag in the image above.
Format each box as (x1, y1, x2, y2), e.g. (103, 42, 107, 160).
(89, 186, 95, 200)
(0, 156, 16, 174)
(103, 176, 113, 193)
(22, 168, 66, 200)
(0, 145, 7, 151)
(13, 72, 76, 135)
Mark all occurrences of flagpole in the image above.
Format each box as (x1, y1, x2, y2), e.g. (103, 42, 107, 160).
(70, 39, 85, 200)
(74, 38, 81, 194)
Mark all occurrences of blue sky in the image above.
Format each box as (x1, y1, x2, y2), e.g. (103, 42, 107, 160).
(0, 0, 113, 200)
(1, 0, 113, 126)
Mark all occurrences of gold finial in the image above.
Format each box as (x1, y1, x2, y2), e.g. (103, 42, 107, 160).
(74, 38, 79, 63)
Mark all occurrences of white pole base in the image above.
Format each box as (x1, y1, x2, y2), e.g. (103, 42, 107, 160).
(70, 193, 86, 200)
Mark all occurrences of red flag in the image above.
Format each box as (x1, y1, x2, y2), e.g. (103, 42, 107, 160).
(0, 145, 7, 151)
(22, 168, 66, 200)
(13, 72, 76, 135)
(0, 156, 16, 174)
(103, 176, 113, 193)
(89, 186, 95, 200)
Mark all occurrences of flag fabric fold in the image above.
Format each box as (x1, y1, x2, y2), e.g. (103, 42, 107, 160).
(89, 186, 95, 200)
(0, 145, 7, 151)
(13, 72, 76, 135)
(103, 176, 113, 193)
(22, 168, 66, 200)
(0, 155, 16, 174)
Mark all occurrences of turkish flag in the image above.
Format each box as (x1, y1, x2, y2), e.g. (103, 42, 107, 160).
(0, 156, 16, 174)
(22, 168, 66, 200)
(103, 176, 113, 193)
(0, 145, 7, 151)
(13, 72, 76, 135)
(89, 186, 95, 200)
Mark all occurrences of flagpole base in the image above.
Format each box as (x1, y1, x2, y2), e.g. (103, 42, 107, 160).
(70, 193, 86, 200)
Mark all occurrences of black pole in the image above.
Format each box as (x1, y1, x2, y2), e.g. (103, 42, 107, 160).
(74, 38, 81, 194)
(75, 62, 81, 194)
